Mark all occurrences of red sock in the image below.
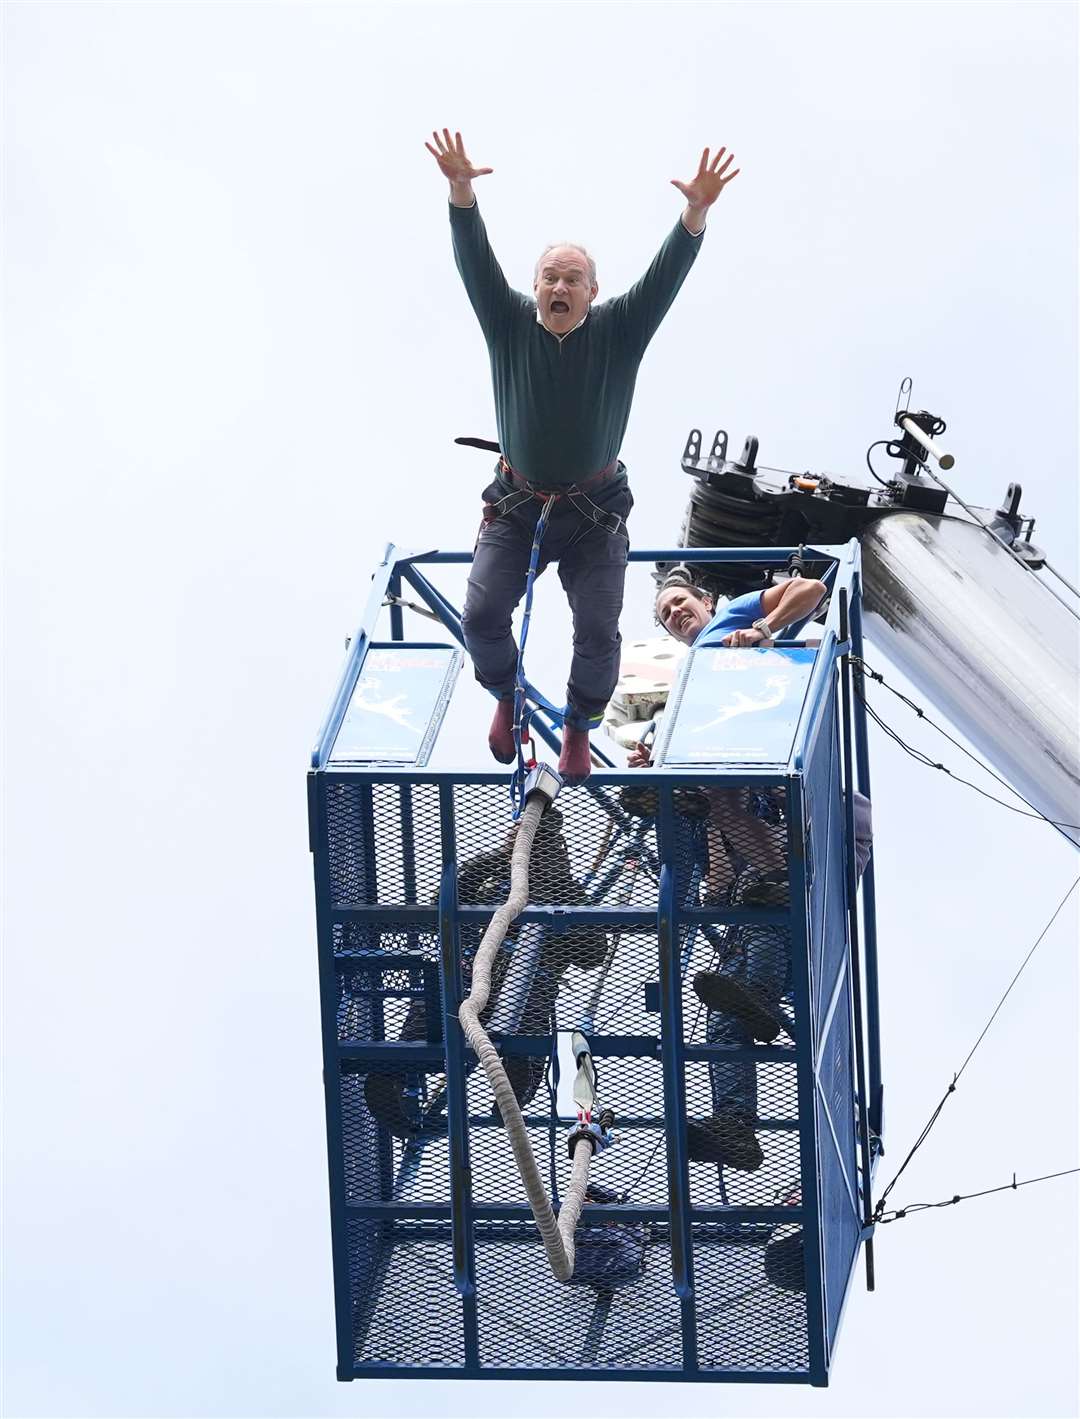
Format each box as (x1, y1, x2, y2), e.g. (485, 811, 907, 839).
(488, 698, 516, 764)
(558, 725, 592, 782)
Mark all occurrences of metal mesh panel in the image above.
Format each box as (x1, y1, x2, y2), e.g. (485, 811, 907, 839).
(693, 1222, 809, 1372)
(340, 1071, 388, 1204)
(684, 1060, 801, 1206)
(682, 914, 794, 1046)
(803, 695, 849, 1040)
(669, 786, 788, 909)
(340, 1066, 448, 1201)
(325, 781, 376, 906)
(466, 1053, 668, 1207)
(349, 1221, 465, 1368)
(390, 1134, 452, 1204)
(326, 781, 442, 907)
(475, 1226, 681, 1370)
(333, 925, 441, 1044)
(817, 974, 860, 1351)
(801, 680, 862, 1366)
(556, 929, 658, 1036)
(346, 1217, 384, 1359)
(453, 783, 661, 910)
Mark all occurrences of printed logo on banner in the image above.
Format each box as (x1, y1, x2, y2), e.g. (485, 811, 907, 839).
(664, 647, 817, 765)
(330, 645, 462, 765)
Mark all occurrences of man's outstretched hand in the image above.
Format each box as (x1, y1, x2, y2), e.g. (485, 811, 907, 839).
(671, 146, 740, 233)
(425, 129, 493, 205)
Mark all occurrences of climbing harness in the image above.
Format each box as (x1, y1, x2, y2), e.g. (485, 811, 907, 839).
(492, 458, 626, 535)
(459, 437, 625, 811)
(502, 464, 625, 816)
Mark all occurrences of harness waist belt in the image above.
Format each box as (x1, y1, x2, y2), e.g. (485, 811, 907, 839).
(499, 456, 620, 493)
(486, 459, 626, 538)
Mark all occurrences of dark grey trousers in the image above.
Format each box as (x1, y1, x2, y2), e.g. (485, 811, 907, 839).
(461, 475, 634, 730)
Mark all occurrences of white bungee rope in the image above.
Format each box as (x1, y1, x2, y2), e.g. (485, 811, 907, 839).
(458, 775, 605, 1283)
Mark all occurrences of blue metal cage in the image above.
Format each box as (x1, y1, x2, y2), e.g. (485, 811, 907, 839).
(308, 541, 882, 1385)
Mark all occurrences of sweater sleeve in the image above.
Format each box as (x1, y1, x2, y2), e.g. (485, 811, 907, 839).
(610, 219, 704, 356)
(448, 200, 516, 342)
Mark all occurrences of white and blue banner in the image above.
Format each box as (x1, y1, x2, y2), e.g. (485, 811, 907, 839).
(329, 644, 463, 766)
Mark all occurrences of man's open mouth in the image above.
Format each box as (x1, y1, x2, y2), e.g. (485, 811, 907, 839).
(551, 301, 570, 314)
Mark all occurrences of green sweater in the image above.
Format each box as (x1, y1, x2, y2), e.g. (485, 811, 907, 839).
(450, 201, 703, 488)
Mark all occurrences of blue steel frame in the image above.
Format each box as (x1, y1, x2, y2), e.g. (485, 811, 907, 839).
(308, 541, 882, 1386)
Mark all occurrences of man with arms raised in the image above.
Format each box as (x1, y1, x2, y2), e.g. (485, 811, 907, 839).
(426, 128, 739, 780)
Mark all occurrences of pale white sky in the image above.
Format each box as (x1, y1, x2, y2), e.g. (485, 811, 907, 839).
(2, 3, 1077, 1417)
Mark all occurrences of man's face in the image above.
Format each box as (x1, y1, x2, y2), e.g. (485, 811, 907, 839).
(534, 246, 598, 335)
(657, 587, 714, 645)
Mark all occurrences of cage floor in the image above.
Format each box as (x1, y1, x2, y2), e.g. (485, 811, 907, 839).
(350, 1226, 809, 1376)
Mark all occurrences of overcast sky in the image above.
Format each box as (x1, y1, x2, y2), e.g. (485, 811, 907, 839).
(3, 3, 1077, 1417)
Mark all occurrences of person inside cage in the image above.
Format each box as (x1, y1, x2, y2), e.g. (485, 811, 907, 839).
(627, 574, 873, 1175)
(426, 127, 740, 781)
(652, 570, 830, 655)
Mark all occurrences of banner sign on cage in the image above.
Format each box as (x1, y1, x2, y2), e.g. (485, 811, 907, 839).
(657, 646, 817, 766)
(329, 644, 463, 767)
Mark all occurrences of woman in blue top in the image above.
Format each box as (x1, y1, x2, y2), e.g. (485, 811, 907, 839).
(654, 576, 828, 648)
(637, 572, 873, 1183)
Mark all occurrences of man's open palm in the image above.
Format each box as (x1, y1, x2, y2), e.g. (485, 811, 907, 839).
(425, 129, 494, 184)
(671, 146, 740, 209)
